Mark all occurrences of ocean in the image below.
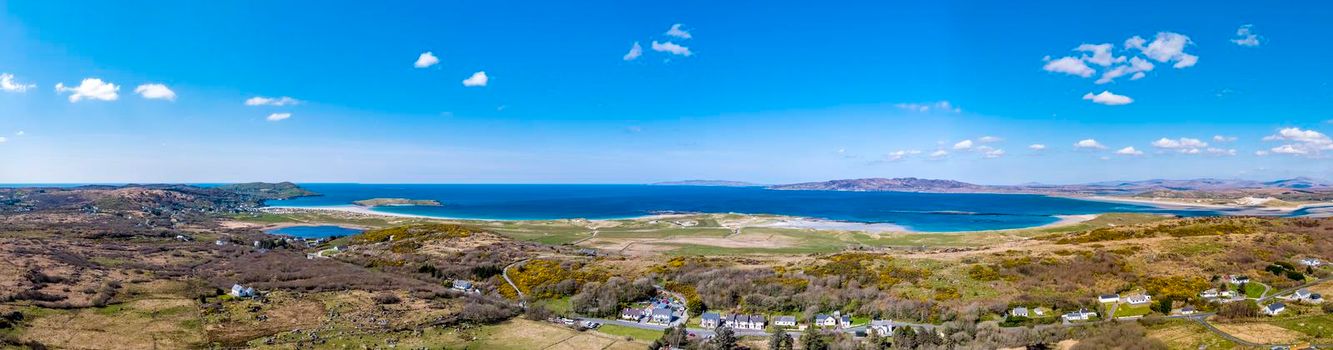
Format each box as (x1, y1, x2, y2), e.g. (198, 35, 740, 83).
(266, 184, 1221, 232)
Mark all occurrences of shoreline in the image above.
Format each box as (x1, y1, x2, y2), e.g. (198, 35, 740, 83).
(1077, 195, 1333, 215)
(261, 205, 1103, 234)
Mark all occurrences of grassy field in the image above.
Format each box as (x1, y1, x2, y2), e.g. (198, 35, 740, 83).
(1113, 303, 1153, 318)
(1244, 282, 1267, 298)
(596, 323, 664, 342)
(1146, 320, 1240, 350)
(1273, 315, 1333, 341)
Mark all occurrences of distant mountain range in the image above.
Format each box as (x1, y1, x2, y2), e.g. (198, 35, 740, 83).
(651, 180, 762, 187)
(763, 177, 1333, 199)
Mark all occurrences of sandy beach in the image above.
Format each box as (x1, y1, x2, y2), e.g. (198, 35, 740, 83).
(1081, 195, 1333, 215)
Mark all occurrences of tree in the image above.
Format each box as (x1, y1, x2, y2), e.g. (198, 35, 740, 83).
(769, 330, 794, 350)
(650, 325, 690, 350)
(711, 326, 738, 350)
(1152, 298, 1173, 314)
(802, 325, 829, 350)
(893, 326, 918, 349)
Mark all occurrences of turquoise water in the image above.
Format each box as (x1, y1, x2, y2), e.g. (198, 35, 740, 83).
(266, 184, 1221, 232)
(267, 225, 363, 238)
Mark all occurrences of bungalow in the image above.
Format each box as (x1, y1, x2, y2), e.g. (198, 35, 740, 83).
(1062, 309, 1096, 322)
(1220, 290, 1236, 299)
(1293, 289, 1324, 304)
(650, 307, 673, 324)
(230, 284, 256, 298)
(1199, 289, 1220, 299)
(622, 308, 646, 322)
(700, 312, 721, 328)
(1179, 306, 1197, 315)
(774, 316, 798, 327)
(1228, 275, 1251, 285)
(1301, 258, 1323, 267)
(814, 314, 838, 328)
(869, 320, 894, 337)
(839, 314, 852, 328)
(1098, 294, 1120, 303)
(1264, 302, 1286, 316)
(1123, 294, 1152, 305)
(452, 280, 474, 292)
(214, 239, 229, 246)
(1010, 307, 1030, 318)
(746, 315, 766, 330)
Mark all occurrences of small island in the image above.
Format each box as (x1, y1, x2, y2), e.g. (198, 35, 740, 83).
(352, 198, 443, 207)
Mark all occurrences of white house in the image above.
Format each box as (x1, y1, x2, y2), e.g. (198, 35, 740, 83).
(214, 239, 229, 246)
(1010, 307, 1029, 318)
(747, 315, 766, 330)
(1228, 275, 1251, 285)
(1199, 288, 1219, 299)
(1293, 289, 1324, 304)
(1179, 306, 1197, 315)
(700, 312, 721, 328)
(869, 320, 894, 337)
(622, 308, 646, 322)
(650, 307, 673, 324)
(1301, 258, 1323, 267)
(1098, 294, 1120, 303)
(1263, 302, 1286, 316)
(1062, 309, 1096, 322)
(452, 280, 474, 292)
(1123, 294, 1152, 305)
(774, 316, 797, 327)
(814, 314, 838, 327)
(230, 284, 256, 298)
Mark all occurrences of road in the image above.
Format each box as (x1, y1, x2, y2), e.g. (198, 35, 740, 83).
(502, 259, 529, 303)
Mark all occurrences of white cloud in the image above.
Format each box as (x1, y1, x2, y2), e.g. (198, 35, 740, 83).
(977, 136, 1003, 143)
(1212, 135, 1238, 143)
(953, 139, 974, 150)
(1, 73, 36, 93)
(1096, 57, 1155, 84)
(1082, 91, 1133, 105)
(651, 41, 693, 56)
(1262, 127, 1333, 157)
(1232, 25, 1261, 47)
(929, 150, 949, 158)
(1128, 32, 1198, 69)
(266, 113, 291, 122)
(245, 96, 300, 106)
(1028, 144, 1047, 150)
(1205, 148, 1237, 156)
(134, 83, 176, 101)
(1042, 56, 1095, 77)
(623, 42, 643, 61)
(1076, 43, 1125, 67)
(884, 150, 921, 162)
(665, 24, 692, 39)
(414, 51, 440, 68)
(983, 148, 1006, 158)
(1074, 139, 1106, 150)
(1150, 137, 1209, 153)
(462, 71, 489, 87)
(54, 78, 119, 102)
(15, 131, 24, 136)
(895, 101, 961, 113)
(1115, 146, 1144, 156)
(0, 136, 6, 143)
(1255, 150, 1270, 156)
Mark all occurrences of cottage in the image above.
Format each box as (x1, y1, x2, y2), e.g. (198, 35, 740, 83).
(1301, 258, 1323, 267)
(1293, 289, 1324, 304)
(215, 239, 229, 246)
(622, 308, 646, 321)
(774, 316, 797, 327)
(230, 284, 256, 298)
(1123, 294, 1152, 305)
(699, 312, 720, 327)
(1228, 275, 1251, 285)
(1098, 294, 1120, 303)
(452, 280, 474, 292)
(1179, 306, 1197, 315)
(1010, 307, 1029, 318)
(839, 314, 852, 328)
(1062, 309, 1096, 322)
(1220, 290, 1236, 298)
(869, 320, 894, 337)
(748, 314, 766, 330)
(1199, 289, 1220, 299)
(1264, 303, 1286, 316)
(814, 314, 838, 327)
(650, 307, 673, 324)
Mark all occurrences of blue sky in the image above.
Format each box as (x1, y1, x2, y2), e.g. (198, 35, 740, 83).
(1, 1, 1331, 184)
